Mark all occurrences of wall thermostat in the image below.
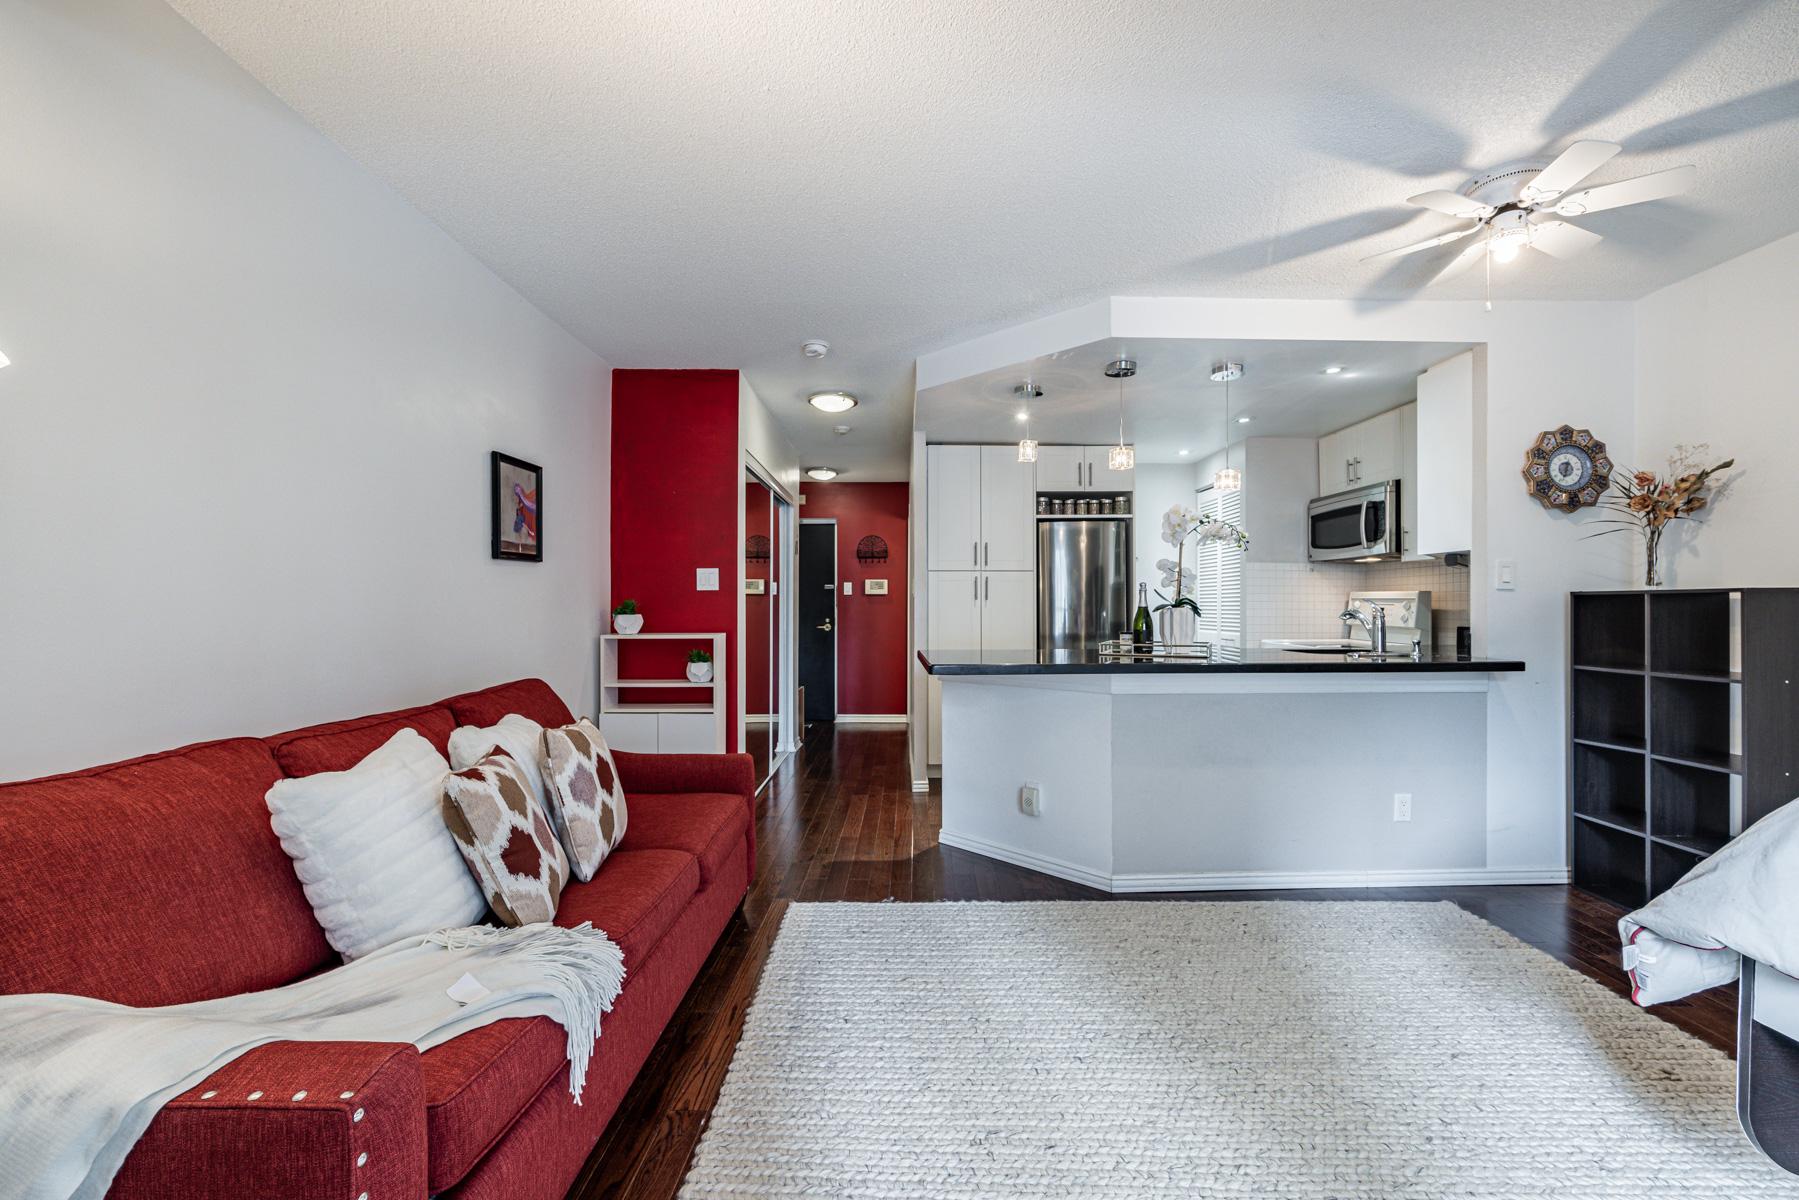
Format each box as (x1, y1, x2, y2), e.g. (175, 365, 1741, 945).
(865, 579, 889, 595)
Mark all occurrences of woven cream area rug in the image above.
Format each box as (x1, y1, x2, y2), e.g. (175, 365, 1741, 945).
(679, 900, 1799, 1198)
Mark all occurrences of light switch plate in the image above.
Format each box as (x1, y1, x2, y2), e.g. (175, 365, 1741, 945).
(1494, 559, 1515, 590)
(865, 579, 889, 595)
(696, 567, 719, 591)
(842, 581, 854, 596)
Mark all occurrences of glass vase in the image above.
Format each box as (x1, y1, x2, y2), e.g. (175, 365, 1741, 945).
(1643, 524, 1663, 588)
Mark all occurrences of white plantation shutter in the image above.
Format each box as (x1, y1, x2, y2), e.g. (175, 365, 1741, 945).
(1192, 486, 1244, 662)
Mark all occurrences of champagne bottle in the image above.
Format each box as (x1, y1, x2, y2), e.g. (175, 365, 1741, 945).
(1132, 582, 1153, 650)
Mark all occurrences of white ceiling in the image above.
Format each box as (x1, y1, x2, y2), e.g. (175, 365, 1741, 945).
(167, 0, 1799, 479)
(916, 338, 1474, 464)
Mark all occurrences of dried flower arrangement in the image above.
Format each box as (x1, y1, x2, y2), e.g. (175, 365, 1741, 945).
(1585, 444, 1734, 587)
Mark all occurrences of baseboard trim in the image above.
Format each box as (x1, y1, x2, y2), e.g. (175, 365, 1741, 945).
(937, 831, 1114, 892)
(937, 830, 1571, 893)
(831, 714, 909, 726)
(912, 779, 930, 793)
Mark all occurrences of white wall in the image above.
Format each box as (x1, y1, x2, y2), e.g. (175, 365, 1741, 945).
(1635, 230, 1799, 590)
(739, 375, 801, 501)
(1241, 438, 1317, 565)
(0, 0, 611, 781)
(1131, 463, 1199, 598)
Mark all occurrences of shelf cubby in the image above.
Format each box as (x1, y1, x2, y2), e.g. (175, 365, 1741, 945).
(1572, 592, 1645, 671)
(1650, 759, 1733, 857)
(1572, 668, 1646, 751)
(1572, 742, 1647, 833)
(1573, 819, 1648, 911)
(1650, 591, 1732, 677)
(1651, 675, 1733, 769)
(1651, 841, 1707, 897)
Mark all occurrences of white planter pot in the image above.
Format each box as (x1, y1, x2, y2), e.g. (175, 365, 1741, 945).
(686, 661, 713, 683)
(613, 613, 644, 635)
(1155, 607, 1198, 649)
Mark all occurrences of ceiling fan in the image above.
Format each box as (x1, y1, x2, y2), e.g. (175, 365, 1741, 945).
(1362, 140, 1696, 282)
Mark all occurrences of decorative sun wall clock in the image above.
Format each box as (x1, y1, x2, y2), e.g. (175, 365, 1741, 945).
(1523, 426, 1612, 511)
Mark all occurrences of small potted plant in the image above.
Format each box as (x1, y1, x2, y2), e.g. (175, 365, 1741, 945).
(612, 600, 643, 635)
(686, 648, 713, 683)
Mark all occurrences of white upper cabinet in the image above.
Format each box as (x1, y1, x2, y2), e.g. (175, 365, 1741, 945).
(927, 570, 981, 650)
(926, 444, 981, 570)
(1415, 350, 1475, 555)
(1317, 410, 1404, 495)
(1034, 445, 1086, 490)
(978, 446, 1036, 570)
(1033, 445, 1134, 491)
(981, 570, 1037, 649)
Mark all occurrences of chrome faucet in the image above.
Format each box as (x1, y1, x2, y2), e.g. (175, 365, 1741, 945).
(1339, 600, 1387, 655)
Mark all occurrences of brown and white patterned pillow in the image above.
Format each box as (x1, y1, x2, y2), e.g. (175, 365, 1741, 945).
(440, 748, 569, 926)
(540, 719, 628, 883)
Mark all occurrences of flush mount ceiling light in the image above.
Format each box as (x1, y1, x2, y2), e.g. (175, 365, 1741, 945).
(802, 341, 829, 358)
(1106, 360, 1136, 471)
(1017, 378, 1039, 462)
(1213, 362, 1244, 492)
(806, 467, 840, 480)
(1323, 365, 1344, 374)
(808, 391, 857, 413)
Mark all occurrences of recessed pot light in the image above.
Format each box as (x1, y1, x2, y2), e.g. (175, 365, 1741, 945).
(1016, 410, 1029, 421)
(0, 350, 10, 369)
(1178, 449, 1189, 455)
(802, 341, 829, 358)
(1237, 416, 1253, 424)
(808, 391, 857, 413)
(1323, 366, 1344, 374)
(806, 467, 840, 480)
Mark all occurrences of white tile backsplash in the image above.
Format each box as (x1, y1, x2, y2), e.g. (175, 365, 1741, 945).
(1244, 559, 1472, 654)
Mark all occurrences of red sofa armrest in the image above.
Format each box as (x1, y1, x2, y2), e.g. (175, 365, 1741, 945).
(109, 1040, 426, 1200)
(613, 751, 757, 882)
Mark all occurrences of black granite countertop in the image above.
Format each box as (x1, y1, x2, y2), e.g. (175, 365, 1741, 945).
(918, 648, 1526, 675)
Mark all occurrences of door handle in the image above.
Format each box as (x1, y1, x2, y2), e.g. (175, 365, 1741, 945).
(816, 619, 832, 631)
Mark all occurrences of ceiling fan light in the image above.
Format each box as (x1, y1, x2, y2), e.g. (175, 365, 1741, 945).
(1490, 237, 1523, 264)
(1214, 467, 1242, 492)
(1108, 444, 1134, 471)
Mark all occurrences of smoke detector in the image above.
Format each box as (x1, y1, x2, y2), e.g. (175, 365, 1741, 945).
(834, 425, 851, 435)
(802, 341, 829, 359)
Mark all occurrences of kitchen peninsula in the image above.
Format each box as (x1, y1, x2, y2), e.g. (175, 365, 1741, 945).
(920, 648, 1526, 892)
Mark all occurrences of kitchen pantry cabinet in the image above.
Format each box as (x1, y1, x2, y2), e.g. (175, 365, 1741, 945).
(1034, 445, 1135, 492)
(925, 570, 1036, 651)
(926, 444, 1036, 571)
(1415, 350, 1475, 556)
(1317, 408, 1403, 496)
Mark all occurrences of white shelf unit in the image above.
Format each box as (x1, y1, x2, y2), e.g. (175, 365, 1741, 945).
(599, 632, 727, 753)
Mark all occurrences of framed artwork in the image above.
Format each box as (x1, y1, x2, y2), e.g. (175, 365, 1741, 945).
(491, 452, 542, 561)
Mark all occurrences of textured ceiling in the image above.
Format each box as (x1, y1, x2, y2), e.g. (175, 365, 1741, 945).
(167, 0, 1799, 479)
(916, 339, 1474, 465)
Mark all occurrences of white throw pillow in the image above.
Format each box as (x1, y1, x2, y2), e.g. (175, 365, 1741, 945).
(265, 727, 486, 961)
(448, 713, 548, 809)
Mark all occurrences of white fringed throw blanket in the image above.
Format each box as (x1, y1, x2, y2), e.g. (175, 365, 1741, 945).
(0, 922, 624, 1200)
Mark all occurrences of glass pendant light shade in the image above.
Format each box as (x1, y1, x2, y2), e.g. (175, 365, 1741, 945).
(1213, 362, 1244, 492)
(1213, 467, 1242, 491)
(1109, 443, 1135, 470)
(1017, 438, 1038, 463)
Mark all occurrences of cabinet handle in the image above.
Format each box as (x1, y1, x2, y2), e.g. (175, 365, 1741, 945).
(985, 576, 990, 601)
(983, 541, 989, 566)
(973, 577, 978, 602)
(972, 541, 977, 566)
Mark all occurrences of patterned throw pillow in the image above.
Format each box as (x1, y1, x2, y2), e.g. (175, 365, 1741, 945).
(440, 748, 569, 926)
(540, 719, 628, 883)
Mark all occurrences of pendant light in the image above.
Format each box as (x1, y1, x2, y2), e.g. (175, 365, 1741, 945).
(1105, 358, 1136, 471)
(1015, 381, 1040, 463)
(1212, 361, 1243, 491)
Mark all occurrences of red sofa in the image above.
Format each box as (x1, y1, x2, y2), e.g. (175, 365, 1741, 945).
(0, 679, 754, 1200)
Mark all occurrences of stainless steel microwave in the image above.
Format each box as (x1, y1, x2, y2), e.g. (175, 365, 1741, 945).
(1308, 480, 1401, 562)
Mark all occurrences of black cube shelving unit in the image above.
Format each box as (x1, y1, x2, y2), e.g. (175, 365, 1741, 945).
(1568, 588, 1799, 911)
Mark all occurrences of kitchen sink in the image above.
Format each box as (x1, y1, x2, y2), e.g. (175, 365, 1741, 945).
(1260, 639, 1362, 654)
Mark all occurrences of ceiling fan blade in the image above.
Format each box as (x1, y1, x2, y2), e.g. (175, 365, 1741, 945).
(1527, 219, 1604, 260)
(1519, 140, 1621, 203)
(1431, 236, 1489, 283)
(1406, 190, 1495, 219)
(1549, 164, 1697, 215)
(1360, 225, 1481, 263)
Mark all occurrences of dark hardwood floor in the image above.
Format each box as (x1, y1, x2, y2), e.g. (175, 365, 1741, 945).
(566, 722, 1738, 1200)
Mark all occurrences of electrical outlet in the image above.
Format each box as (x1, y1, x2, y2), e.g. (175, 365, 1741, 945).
(1394, 793, 1413, 822)
(696, 567, 719, 591)
(1020, 784, 1042, 817)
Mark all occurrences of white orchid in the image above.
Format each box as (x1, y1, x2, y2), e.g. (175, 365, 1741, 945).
(1154, 503, 1248, 615)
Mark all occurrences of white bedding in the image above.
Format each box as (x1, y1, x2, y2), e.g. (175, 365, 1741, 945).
(1620, 797, 1799, 1006)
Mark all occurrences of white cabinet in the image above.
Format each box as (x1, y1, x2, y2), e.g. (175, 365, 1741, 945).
(1415, 350, 1475, 555)
(982, 571, 1037, 648)
(1034, 445, 1135, 491)
(927, 571, 981, 650)
(1318, 410, 1404, 495)
(979, 446, 1036, 571)
(926, 445, 981, 570)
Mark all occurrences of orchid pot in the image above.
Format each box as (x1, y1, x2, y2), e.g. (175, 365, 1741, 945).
(1152, 503, 1248, 648)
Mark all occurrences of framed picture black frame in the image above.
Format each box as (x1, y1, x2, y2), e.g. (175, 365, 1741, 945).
(491, 451, 543, 561)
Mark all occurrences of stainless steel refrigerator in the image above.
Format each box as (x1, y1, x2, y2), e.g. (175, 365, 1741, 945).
(1037, 517, 1132, 658)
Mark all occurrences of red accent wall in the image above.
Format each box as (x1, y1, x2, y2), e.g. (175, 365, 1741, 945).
(611, 370, 740, 749)
(799, 482, 909, 715)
